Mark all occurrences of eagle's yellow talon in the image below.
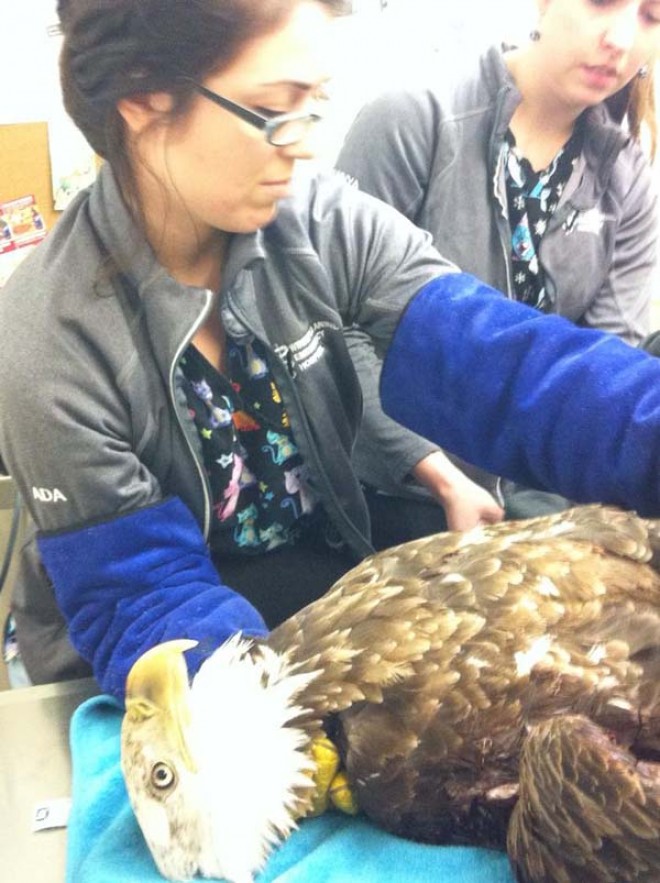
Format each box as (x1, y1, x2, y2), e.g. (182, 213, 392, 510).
(329, 770, 359, 816)
(296, 734, 348, 818)
(304, 736, 359, 817)
(312, 736, 341, 783)
(305, 735, 341, 816)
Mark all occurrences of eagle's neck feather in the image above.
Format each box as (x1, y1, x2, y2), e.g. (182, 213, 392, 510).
(188, 635, 316, 882)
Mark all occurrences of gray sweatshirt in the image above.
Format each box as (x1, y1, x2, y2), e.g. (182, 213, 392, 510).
(337, 44, 658, 345)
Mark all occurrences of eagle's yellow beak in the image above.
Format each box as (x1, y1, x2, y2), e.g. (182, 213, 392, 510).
(124, 639, 199, 772)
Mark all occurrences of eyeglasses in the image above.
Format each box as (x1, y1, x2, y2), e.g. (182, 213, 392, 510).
(186, 80, 323, 147)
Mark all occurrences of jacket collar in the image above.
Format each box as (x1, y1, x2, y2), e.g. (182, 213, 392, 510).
(86, 163, 269, 374)
(88, 163, 267, 300)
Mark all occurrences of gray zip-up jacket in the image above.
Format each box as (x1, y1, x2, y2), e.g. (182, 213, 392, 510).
(337, 44, 658, 344)
(0, 163, 452, 688)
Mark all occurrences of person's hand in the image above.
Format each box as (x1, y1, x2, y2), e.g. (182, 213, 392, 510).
(411, 451, 504, 531)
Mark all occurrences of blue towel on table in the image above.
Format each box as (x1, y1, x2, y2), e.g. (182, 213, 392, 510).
(68, 696, 515, 882)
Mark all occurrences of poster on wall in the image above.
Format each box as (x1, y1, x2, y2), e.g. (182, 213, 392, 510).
(0, 195, 48, 287)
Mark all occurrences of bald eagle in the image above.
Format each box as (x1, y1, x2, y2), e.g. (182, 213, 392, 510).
(121, 505, 660, 883)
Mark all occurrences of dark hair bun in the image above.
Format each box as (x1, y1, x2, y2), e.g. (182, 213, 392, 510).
(56, 1, 71, 25)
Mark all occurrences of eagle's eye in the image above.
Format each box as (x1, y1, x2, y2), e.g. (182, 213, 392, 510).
(151, 761, 176, 791)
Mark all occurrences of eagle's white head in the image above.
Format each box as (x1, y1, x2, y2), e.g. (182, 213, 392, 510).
(120, 637, 318, 883)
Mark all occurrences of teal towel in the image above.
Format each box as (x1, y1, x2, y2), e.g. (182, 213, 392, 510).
(67, 695, 515, 882)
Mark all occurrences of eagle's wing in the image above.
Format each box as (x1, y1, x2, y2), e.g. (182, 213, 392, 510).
(266, 525, 479, 726)
(508, 714, 660, 883)
(267, 505, 660, 726)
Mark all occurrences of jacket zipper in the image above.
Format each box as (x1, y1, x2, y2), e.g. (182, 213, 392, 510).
(269, 346, 373, 558)
(168, 289, 214, 541)
(490, 92, 515, 298)
(494, 191, 514, 297)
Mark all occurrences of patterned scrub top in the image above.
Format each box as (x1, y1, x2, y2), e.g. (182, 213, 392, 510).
(503, 121, 584, 311)
(179, 339, 319, 556)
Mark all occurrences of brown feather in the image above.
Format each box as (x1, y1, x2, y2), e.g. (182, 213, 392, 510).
(508, 715, 660, 882)
(268, 504, 660, 880)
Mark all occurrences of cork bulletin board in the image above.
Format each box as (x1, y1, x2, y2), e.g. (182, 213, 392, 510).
(0, 122, 59, 232)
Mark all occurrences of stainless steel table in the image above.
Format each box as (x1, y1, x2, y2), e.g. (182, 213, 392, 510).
(0, 678, 100, 882)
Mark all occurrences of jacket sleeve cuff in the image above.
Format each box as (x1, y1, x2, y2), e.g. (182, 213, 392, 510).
(37, 497, 268, 699)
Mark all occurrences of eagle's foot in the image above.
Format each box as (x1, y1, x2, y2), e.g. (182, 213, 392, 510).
(303, 735, 358, 818)
(328, 769, 359, 815)
(306, 735, 341, 816)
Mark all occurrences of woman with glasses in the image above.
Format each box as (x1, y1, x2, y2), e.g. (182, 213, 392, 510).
(338, 0, 660, 522)
(4, 0, 660, 699)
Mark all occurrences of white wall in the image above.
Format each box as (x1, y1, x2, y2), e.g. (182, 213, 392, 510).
(0, 2, 61, 124)
(323, 1, 535, 161)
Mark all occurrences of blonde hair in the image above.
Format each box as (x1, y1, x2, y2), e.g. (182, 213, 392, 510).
(606, 67, 657, 161)
(628, 67, 657, 160)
